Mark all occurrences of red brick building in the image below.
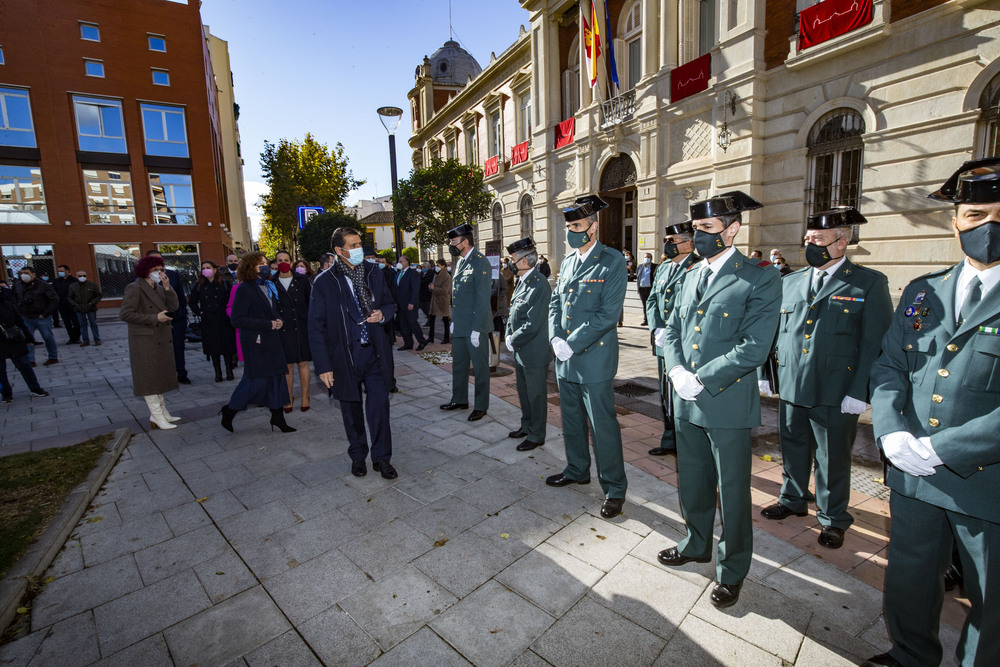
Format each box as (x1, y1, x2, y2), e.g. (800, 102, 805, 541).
(0, 0, 241, 303)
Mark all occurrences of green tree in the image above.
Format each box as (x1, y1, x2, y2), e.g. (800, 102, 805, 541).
(392, 157, 493, 249)
(402, 247, 420, 264)
(377, 248, 396, 263)
(298, 211, 361, 262)
(258, 133, 363, 253)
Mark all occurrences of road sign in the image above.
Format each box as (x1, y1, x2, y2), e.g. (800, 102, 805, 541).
(298, 206, 325, 229)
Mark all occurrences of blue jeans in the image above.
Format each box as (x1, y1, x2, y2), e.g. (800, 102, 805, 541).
(77, 311, 101, 342)
(23, 316, 57, 363)
(1, 353, 43, 397)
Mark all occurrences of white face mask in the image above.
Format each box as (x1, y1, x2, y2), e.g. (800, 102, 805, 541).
(149, 271, 162, 284)
(20, 274, 31, 282)
(435, 266, 441, 273)
(78, 276, 87, 282)
(396, 263, 403, 271)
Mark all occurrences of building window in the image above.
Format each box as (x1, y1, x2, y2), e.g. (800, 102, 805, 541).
(148, 34, 167, 52)
(975, 73, 1000, 158)
(0, 165, 47, 224)
(93, 243, 140, 299)
(466, 123, 478, 165)
(492, 202, 503, 239)
(150, 173, 195, 225)
(74, 96, 126, 153)
(84, 59, 105, 78)
(3, 244, 55, 282)
(446, 137, 457, 160)
(0, 46, 5, 65)
(151, 69, 170, 86)
(140, 103, 188, 158)
(83, 169, 135, 224)
(699, 0, 717, 56)
(489, 110, 502, 157)
(80, 22, 100, 41)
(157, 243, 200, 287)
(517, 92, 531, 144)
(0, 87, 36, 148)
(806, 109, 865, 220)
(520, 195, 533, 236)
(562, 36, 581, 120)
(622, 1, 642, 90)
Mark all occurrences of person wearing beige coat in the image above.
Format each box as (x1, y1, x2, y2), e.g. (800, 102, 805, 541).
(427, 258, 452, 343)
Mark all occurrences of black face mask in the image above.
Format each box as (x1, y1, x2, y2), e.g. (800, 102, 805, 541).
(959, 221, 1000, 265)
(805, 241, 842, 268)
(693, 229, 728, 259)
(448, 243, 462, 257)
(663, 242, 680, 259)
(227, 263, 238, 271)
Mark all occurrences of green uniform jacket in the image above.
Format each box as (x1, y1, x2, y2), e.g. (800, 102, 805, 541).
(506, 268, 552, 368)
(451, 248, 493, 337)
(645, 253, 699, 359)
(664, 248, 781, 429)
(776, 259, 891, 407)
(548, 241, 627, 383)
(870, 263, 1000, 523)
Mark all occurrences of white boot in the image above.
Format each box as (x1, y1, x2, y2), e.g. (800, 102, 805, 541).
(145, 395, 177, 430)
(158, 395, 181, 422)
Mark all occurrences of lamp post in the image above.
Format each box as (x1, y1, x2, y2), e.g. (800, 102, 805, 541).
(377, 106, 404, 259)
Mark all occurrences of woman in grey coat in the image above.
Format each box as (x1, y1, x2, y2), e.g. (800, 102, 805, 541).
(119, 255, 180, 430)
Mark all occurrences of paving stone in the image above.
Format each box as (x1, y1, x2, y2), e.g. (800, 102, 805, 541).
(653, 614, 782, 666)
(25, 611, 99, 667)
(425, 432, 491, 458)
(134, 524, 230, 585)
(413, 531, 518, 598)
(114, 485, 195, 524)
(477, 440, 544, 465)
(431, 580, 555, 667)
(159, 438, 226, 464)
(368, 627, 472, 667)
(496, 542, 604, 617)
(263, 548, 371, 624)
(393, 468, 468, 504)
(273, 509, 366, 563)
(231, 471, 308, 509)
(283, 480, 363, 519)
(200, 489, 248, 522)
(452, 473, 532, 514)
(516, 484, 597, 526)
(402, 495, 489, 540)
(32, 554, 143, 629)
(185, 465, 258, 498)
(340, 486, 425, 528)
(298, 605, 381, 666)
(339, 519, 435, 582)
(340, 565, 458, 651)
(748, 524, 808, 580)
(164, 587, 290, 666)
(421, 416, 478, 439)
(464, 420, 517, 445)
(243, 447, 312, 478)
(94, 569, 211, 656)
(546, 512, 643, 572)
(287, 457, 352, 488)
(191, 546, 258, 605)
(388, 446, 452, 474)
(162, 500, 213, 537)
(438, 452, 507, 483)
(630, 527, 716, 587)
(90, 634, 173, 667)
(46, 540, 85, 580)
(244, 630, 323, 667)
(218, 501, 301, 545)
(470, 505, 562, 558)
(232, 534, 299, 581)
(800, 615, 881, 665)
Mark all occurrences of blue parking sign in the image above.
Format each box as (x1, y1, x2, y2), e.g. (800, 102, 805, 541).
(298, 206, 325, 229)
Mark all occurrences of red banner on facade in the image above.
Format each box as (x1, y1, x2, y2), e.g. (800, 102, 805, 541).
(510, 140, 529, 166)
(670, 53, 710, 104)
(483, 155, 500, 178)
(799, 0, 873, 50)
(554, 117, 575, 149)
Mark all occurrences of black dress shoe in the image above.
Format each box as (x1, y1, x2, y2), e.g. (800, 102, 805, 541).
(601, 497, 624, 518)
(648, 447, 676, 456)
(545, 474, 589, 487)
(710, 581, 742, 608)
(760, 503, 808, 520)
(467, 409, 487, 421)
(818, 526, 845, 549)
(516, 439, 543, 451)
(657, 547, 711, 567)
(440, 402, 468, 410)
(862, 653, 904, 667)
(397, 345, 413, 351)
(372, 461, 398, 479)
(416, 343, 427, 351)
(177, 376, 191, 385)
(351, 460, 367, 477)
(508, 428, 527, 439)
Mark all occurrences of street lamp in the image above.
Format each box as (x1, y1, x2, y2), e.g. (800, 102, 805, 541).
(377, 106, 404, 259)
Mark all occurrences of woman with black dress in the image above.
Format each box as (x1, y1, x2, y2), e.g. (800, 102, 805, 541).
(272, 250, 313, 412)
(189, 261, 237, 382)
(220, 252, 295, 433)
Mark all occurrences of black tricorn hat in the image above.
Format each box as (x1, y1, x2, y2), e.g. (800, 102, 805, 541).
(563, 195, 609, 222)
(689, 191, 763, 221)
(362, 245, 377, 256)
(446, 222, 475, 239)
(664, 220, 694, 237)
(928, 157, 1000, 203)
(807, 206, 867, 230)
(506, 237, 535, 255)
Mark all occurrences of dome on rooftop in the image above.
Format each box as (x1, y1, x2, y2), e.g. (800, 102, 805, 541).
(424, 39, 481, 85)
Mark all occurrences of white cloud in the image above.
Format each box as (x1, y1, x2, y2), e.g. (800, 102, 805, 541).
(243, 181, 269, 240)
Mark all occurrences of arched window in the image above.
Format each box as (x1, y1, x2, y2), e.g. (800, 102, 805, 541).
(976, 73, 1000, 158)
(806, 108, 865, 217)
(492, 202, 503, 240)
(520, 195, 533, 236)
(621, 1, 642, 90)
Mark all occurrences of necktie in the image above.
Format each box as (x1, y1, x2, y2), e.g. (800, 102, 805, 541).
(809, 271, 826, 301)
(346, 277, 369, 344)
(959, 276, 982, 325)
(696, 268, 710, 300)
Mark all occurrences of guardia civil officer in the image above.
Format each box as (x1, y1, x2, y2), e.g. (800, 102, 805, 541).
(440, 223, 492, 421)
(504, 237, 552, 451)
(546, 195, 629, 519)
(760, 207, 892, 549)
(865, 159, 1000, 667)
(657, 192, 781, 608)
(645, 220, 699, 456)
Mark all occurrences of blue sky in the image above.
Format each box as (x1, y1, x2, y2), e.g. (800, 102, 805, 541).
(198, 0, 531, 235)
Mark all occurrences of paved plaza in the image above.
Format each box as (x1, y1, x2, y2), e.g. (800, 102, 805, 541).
(0, 312, 965, 666)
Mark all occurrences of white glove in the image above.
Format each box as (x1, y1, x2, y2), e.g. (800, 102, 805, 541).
(505, 336, 514, 352)
(654, 328, 667, 349)
(910, 436, 944, 469)
(840, 395, 868, 415)
(449, 322, 454, 334)
(471, 331, 480, 348)
(551, 337, 574, 362)
(758, 380, 772, 396)
(881, 431, 937, 476)
(668, 367, 703, 401)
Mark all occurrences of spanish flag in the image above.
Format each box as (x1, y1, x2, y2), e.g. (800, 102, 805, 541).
(582, 2, 601, 89)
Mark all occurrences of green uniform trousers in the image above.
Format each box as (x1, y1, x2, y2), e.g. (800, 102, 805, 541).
(884, 492, 1000, 667)
(558, 378, 627, 499)
(451, 335, 490, 411)
(657, 356, 677, 450)
(777, 401, 857, 530)
(675, 418, 753, 585)
(514, 361, 547, 444)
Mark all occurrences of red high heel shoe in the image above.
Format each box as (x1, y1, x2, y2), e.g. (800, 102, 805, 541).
(301, 405, 310, 412)
(283, 406, 292, 414)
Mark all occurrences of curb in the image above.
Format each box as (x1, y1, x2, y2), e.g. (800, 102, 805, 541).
(0, 427, 130, 634)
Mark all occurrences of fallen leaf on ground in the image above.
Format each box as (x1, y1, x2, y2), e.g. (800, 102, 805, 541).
(196, 497, 209, 503)
(500, 533, 509, 539)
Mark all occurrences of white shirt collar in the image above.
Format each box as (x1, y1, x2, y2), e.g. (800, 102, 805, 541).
(814, 256, 847, 281)
(956, 259, 1000, 320)
(518, 266, 536, 281)
(461, 246, 475, 260)
(703, 246, 737, 276)
(576, 242, 598, 265)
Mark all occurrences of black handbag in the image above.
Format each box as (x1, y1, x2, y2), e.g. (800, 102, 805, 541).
(0, 321, 26, 344)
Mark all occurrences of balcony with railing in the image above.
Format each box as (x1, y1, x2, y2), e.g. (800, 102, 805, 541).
(601, 89, 636, 129)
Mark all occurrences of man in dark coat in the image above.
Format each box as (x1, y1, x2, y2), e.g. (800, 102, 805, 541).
(419, 261, 434, 325)
(146, 250, 190, 384)
(395, 255, 427, 351)
(53, 265, 81, 344)
(14, 266, 59, 366)
(309, 227, 398, 479)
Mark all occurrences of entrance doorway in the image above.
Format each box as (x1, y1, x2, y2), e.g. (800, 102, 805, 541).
(598, 154, 637, 258)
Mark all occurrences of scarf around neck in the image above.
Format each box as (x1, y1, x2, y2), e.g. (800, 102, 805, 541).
(335, 258, 373, 317)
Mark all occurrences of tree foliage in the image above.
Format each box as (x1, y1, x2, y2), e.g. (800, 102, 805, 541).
(258, 133, 363, 254)
(298, 211, 361, 262)
(392, 157, 493, 249)
(402, 247, 420, 264)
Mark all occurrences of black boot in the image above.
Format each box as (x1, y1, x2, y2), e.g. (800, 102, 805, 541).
(224, 355, 235, 381)
(219, 404, 237, 432)
(212, 356, 223, 382)
(270, 409, 296, 433)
